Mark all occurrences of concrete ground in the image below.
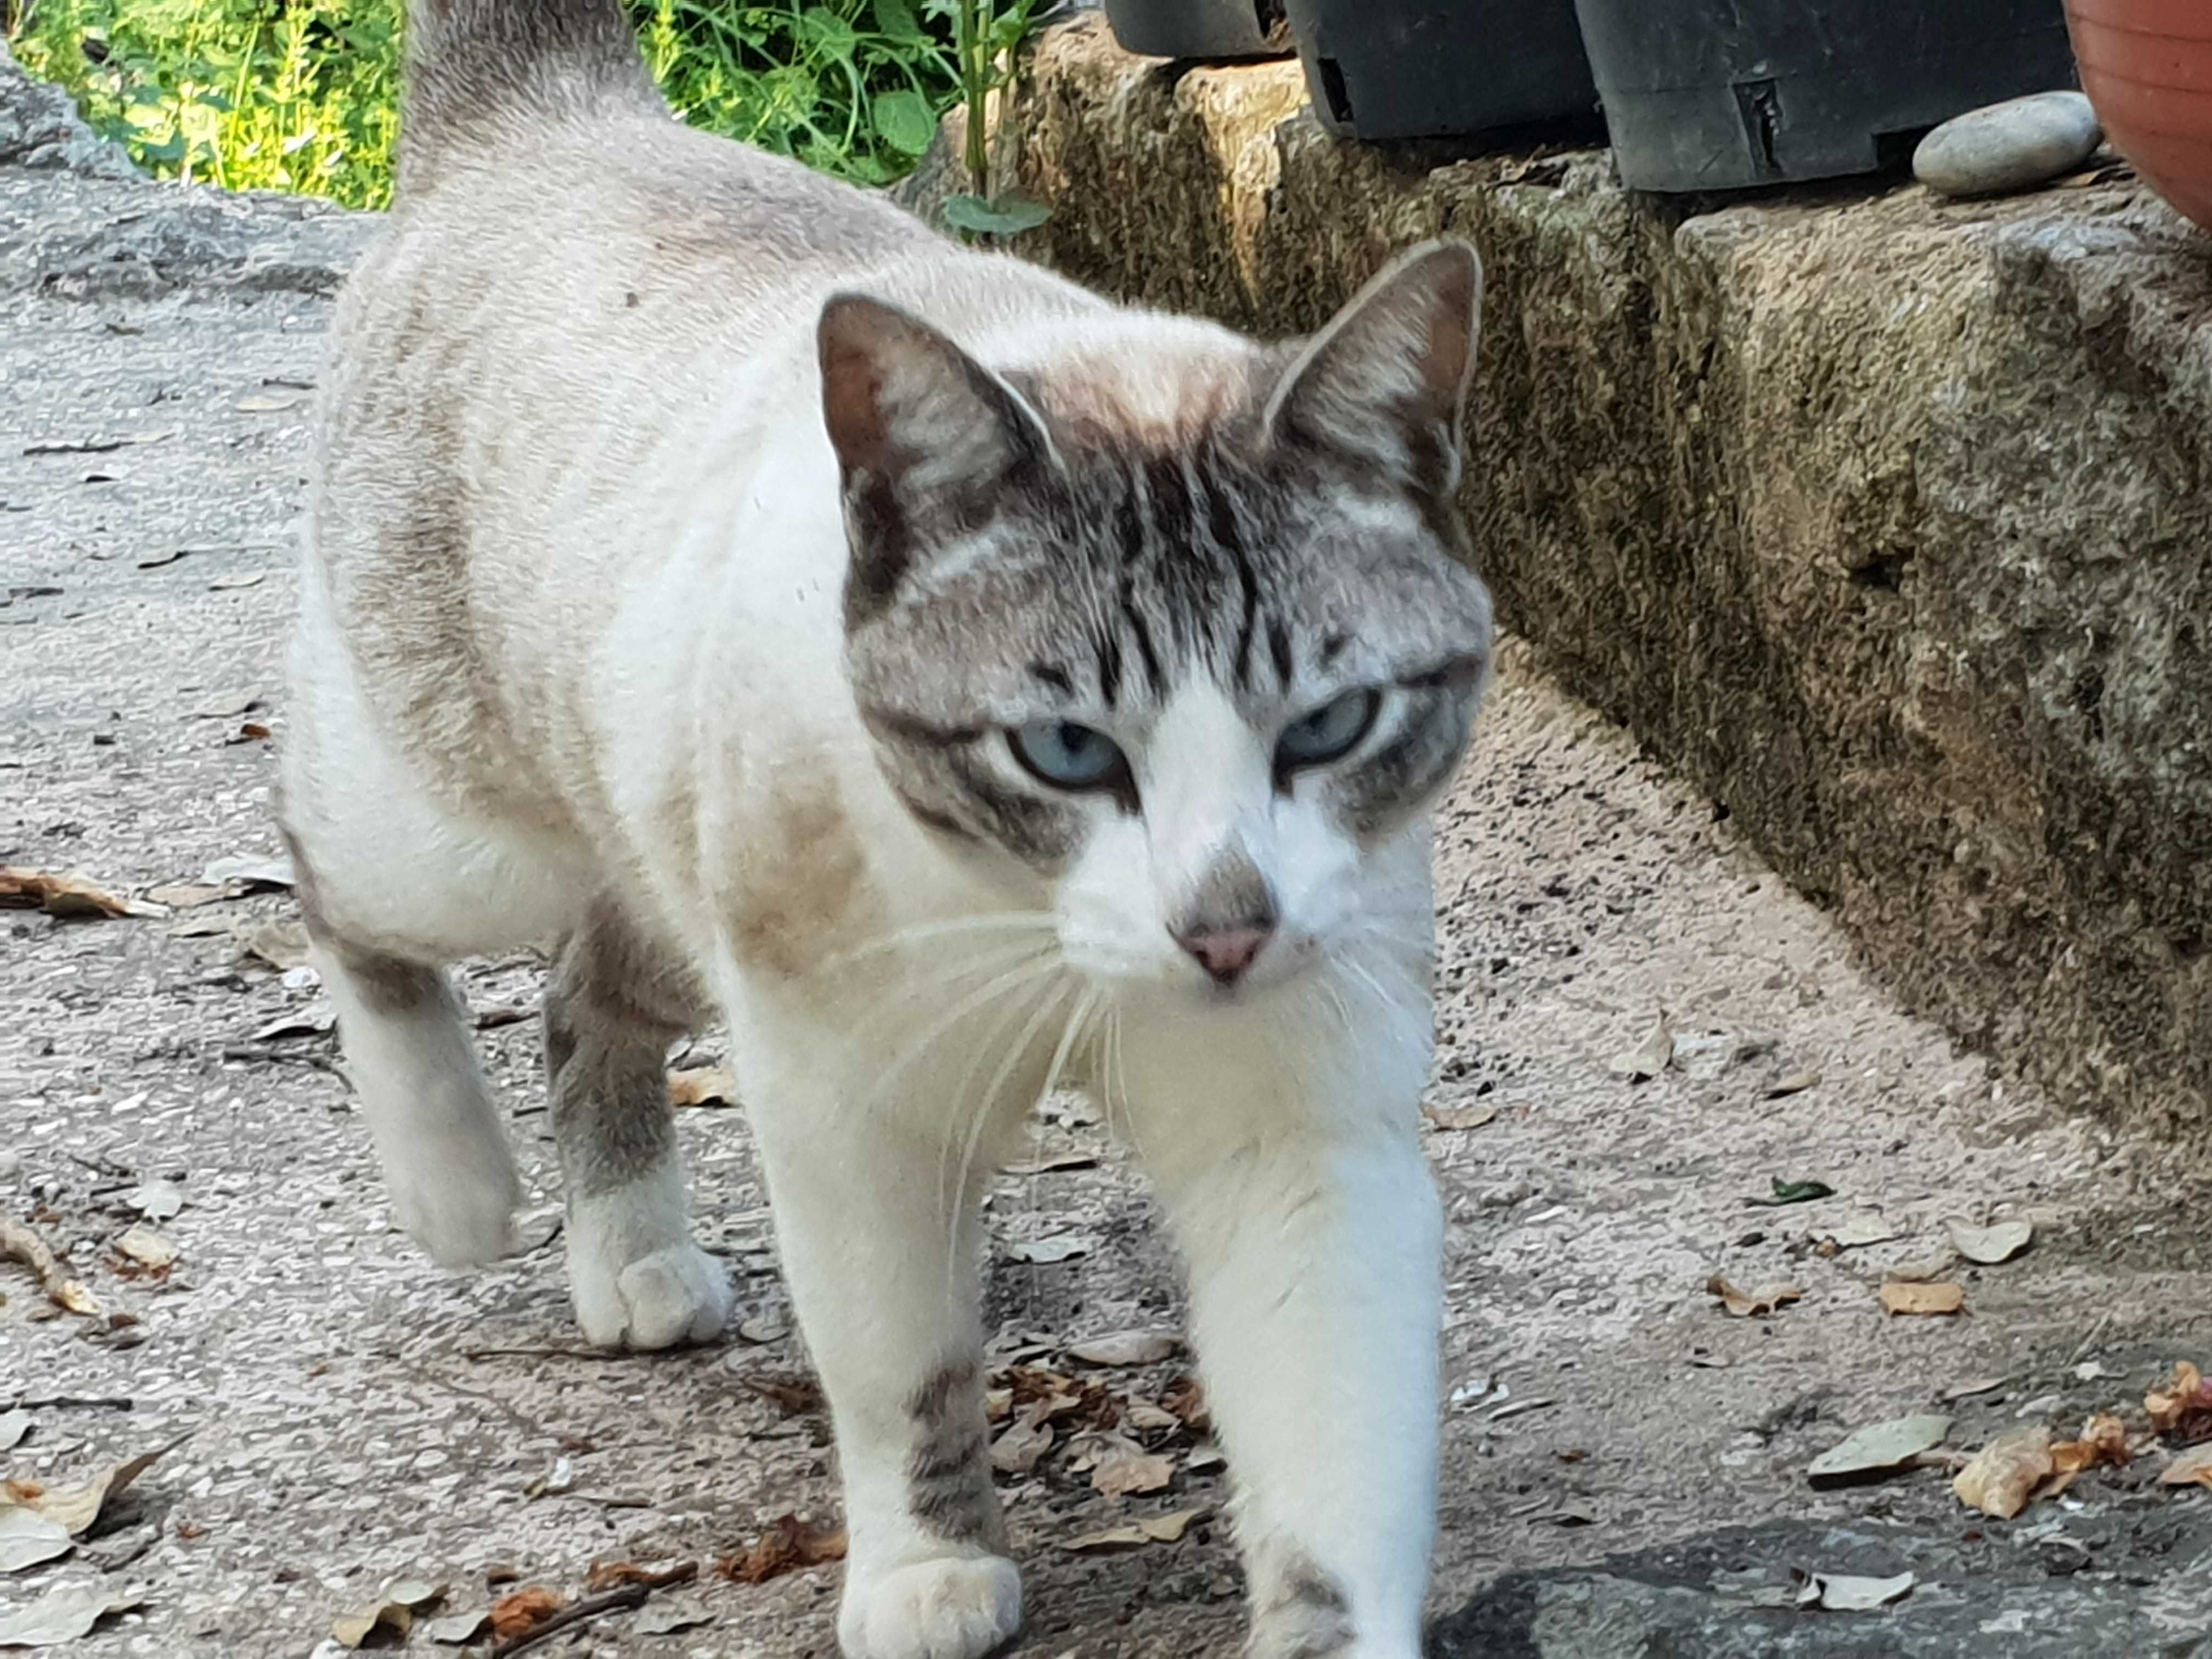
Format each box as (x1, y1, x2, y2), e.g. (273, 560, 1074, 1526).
(4, 98, 2211, 1659)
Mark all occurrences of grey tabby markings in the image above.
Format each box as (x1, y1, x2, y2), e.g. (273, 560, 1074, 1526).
(283, 822, 447, 1018)
(1252, 1555, 1356, 1659)
(904, 1359, 1004, 1548)
(544, 904, 707, 1198)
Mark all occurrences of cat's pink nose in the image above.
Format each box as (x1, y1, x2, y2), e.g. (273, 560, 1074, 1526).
(1175, 924, 1273, 986)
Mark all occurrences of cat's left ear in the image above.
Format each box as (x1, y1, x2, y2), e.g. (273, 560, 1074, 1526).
(818, 293, 1055, 625)
(1262, 240, 1482, 501)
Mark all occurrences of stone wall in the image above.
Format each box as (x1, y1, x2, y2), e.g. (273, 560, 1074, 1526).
(917, 18, 2212, 1133)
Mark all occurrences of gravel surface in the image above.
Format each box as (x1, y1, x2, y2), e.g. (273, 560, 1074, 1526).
(4, 122, 2210, 1659)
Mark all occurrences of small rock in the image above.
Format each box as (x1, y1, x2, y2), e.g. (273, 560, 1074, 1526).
(1914, 92, 2100, 199)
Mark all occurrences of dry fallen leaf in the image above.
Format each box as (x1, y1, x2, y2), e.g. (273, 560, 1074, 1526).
(2159, 1444, 2212, 1488)
(990, 1410, 1053, 1476)
(1766, 1069, 1822, 1097)
(0, 1509, 75, 1574)
(0, 867, 164, 919)
(1806, 1414, 1951, 1482)
(1942, 1377, 2006, 1402)
(1422, 1103, 1498, 1131)
(1798, 1570, 1914, 1611)
(240, 919, 311, 972)
(582, 1559, 698, 1594)
(1066, 1331, 1179, 1368)
(1090, 1443, 1175, 1498)
(232, 392, 301, 413)
(19, 1442, 182, 1537)
(1953, 1427, 2054, 1519)
(635, 1597, 714, 1636)
(667, 1066, 738, 1108)
(114, 1226, 177, 1271)
(1606, 1013, 1674, 1081)
(1065, 1508, 1205, 1552)
(0, 1582, 145, 1646)
(331, 1581, 444, 1649)
(0, 1217, 104, 1320)
(2146, 1361, 2212, 1438)
(0, 1412, 29, 1453)
(741, 1373, 824, 1417)
(1879, 1280, 1964, 1317)
(1706, 1274, 1802, 1318)
(198, 853, 295, 891)
(718, 1516, 847, 1584)
(421, 1610, 490, 1645)
(124, 1181, 185, 1222)
(1819, 1212, 1903, 1251)
(1122, 1400, 1182, 1434)
(2038, 1413, 2132, 1498)
(488, 1584, 564, 1640)
(1159, 1376, 1210, 1434)
(1946, 1218, 2034, 1265)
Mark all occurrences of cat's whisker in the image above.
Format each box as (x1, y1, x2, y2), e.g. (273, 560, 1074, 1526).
(938, 969, 1069, 1258)
(819, 910, 1060, 973)
(847, 950, 1063, 1121)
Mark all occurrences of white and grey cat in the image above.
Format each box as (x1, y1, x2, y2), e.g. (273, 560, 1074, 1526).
(280, 2, 1495, 1654)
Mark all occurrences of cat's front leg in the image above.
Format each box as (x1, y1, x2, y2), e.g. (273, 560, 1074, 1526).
(744, 1073, 1023, 1659)
(1125, 1008, 1442, 1658)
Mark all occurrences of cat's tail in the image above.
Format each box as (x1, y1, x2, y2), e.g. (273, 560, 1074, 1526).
(398, 0, 664, 193)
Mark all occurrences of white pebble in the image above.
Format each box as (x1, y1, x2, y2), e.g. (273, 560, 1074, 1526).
(1914, 91, 2100, 199)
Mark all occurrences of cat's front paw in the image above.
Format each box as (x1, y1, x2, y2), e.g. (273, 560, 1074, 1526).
(568, 1239, 733, 1350)
(839, 1554, 1022, 1659)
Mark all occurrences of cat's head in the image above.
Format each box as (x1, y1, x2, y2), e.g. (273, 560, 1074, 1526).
(821, 242, 1492, 1001)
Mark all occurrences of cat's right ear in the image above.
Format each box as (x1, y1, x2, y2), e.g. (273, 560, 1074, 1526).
(818, 294, 1054, 625)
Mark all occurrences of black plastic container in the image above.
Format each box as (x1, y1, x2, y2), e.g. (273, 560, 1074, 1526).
(1102, 0, 1291, 61)
(1571, 0, 2078, 191)
(1282, 1, 1599, 142)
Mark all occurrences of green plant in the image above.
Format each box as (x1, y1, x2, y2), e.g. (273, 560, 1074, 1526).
(7, 0, 1030, 210)
(938, 0, 1048, 236)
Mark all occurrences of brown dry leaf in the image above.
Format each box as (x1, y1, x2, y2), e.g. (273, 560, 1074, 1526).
(1066, 1331, 1180, 1368)
(1004, 1367, 1119, 1431)
(741, 1373, 824, 1417)
(1091, 1444, 1175, 1498)
(0, 1217, 105, 1321)
(1159, 1375, 1211, 1434)
(718, 1515, 847, 1584)
(331, 1581, 444, 1649)
(2050, 1413, 2131, 1477)
(1879, 1280, 1964, 1317)
(1953, 1427, 2054, 1519)
(488, 1585, 564, 1640)
(1422, 1103, 1498, 1131)
(1706, 1274, 1802, 1318)
(1122, 1399, 1182, 1434)
(582, 1559, 698, 1594)
(990, 1410, 1053, 1476)
(20, 1441, 182, 1536)
(2159, 1444, 2212, 1488)
(2146, 1361, 2212, 1438)
(667, 1066, 738, 1108)
(1065, 1508, 1206, 1553)
(0, 866, 164, 919)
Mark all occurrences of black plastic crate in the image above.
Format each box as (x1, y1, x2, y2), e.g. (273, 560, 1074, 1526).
(1283, 0, 1599, 142)
(1572, 0, 2078, 191)
(1102, 0, 1292, 61)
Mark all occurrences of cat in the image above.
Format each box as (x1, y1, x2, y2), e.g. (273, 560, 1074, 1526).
(277, 2, 1495, 1654)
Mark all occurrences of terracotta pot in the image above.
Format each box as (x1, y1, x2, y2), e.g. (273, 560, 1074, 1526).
(2067, 0, 2212, 230)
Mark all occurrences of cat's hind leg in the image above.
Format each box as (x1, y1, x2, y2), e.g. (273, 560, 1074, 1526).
(285, 825, 524, 1267)
(545, 903, 732, 1350)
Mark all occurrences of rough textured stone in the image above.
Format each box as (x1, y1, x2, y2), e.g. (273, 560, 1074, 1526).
(1430, 1514, 2212, 1657)
(911, 16, 2212, 1138)
(0, 39, 136, 180)
(1913, 91, 2101, 200)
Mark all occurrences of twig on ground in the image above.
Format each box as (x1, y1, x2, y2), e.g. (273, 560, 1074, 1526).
(2067, 1310, 2115, 1368)
(0, 1215, 104, 1317)
(0, 1395, 134, 1412)
(485, 1578, 660, 1657)
(65, 1150, 137, 1181)
(461, 1345, 629, 1363)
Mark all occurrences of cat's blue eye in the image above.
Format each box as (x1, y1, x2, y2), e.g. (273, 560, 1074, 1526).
(1276, 689, 1380, 771)
(1009, 720, 1128, 791)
